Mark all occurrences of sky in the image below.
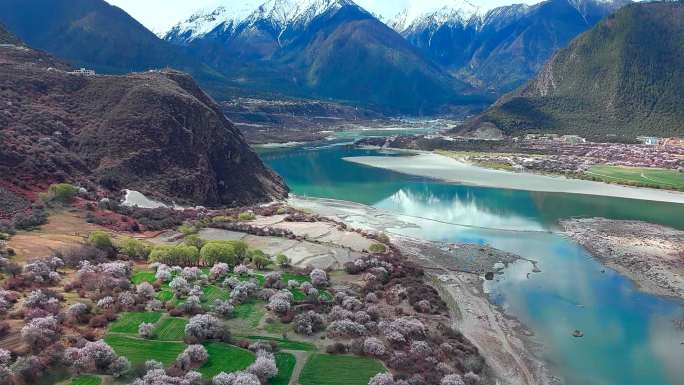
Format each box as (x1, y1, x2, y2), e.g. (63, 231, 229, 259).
(105, 0, 542, 34)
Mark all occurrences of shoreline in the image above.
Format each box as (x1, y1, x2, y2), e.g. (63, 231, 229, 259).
(289, 196, 555, 385)
(560, 218, 684, 300)
(342, 152, 684, 204)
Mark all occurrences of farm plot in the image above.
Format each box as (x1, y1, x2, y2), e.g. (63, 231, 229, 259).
(299, 354, 385, 385)
(108, 312, 162, 334)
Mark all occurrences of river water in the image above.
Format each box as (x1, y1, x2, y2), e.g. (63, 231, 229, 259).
(257, 137, 684, 385)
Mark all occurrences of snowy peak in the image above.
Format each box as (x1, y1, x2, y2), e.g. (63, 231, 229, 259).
(164, 0, 359, 43)
(390, 0, 483, 33)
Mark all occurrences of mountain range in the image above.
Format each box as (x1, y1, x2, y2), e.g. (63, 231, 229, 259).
(459, 1, 684, 140)
(0, 0, 629, 115)
(392, 0, 629, 92)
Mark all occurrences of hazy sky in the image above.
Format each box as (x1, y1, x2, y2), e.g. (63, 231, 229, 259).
(105, 0, 541, 34)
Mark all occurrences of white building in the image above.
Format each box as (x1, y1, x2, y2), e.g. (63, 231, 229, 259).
(69, 68, 95, 76)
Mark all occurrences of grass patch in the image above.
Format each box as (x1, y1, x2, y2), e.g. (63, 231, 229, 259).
(108, 312, 162, 334)
(203, 285, 230, 303)
(233, 300, 265, 328)
(299, 354, 385, 385)
(131, 270, 156, 285)
(243, 336, 317, 352)
(154, 317, 188, 341)
(270, 353, 296, 385)
(198, 342, 255, 378)
(68, 375, 101, 385)
(157, 289, 174, 302)
(265, 320, 291, 335)
(586, 165, 684, 190)
(104, 335, 185, 366)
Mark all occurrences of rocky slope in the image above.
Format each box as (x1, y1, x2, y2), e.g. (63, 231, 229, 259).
(459, 1, 684, 140)
(0, 26, 287, 209)
(394, 0, 628, 92)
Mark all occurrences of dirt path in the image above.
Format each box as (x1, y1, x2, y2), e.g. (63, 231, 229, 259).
(283, 350, 310, 385)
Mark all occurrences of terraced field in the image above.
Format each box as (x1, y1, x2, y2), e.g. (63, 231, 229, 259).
(299, 354, 385, 385)
(108, 312, 162, 334)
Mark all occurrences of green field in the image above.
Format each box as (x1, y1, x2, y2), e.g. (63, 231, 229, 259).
(154, 317, 188, 341)
(198, 342, 255, 378)
(104, 335, 185, 366)
(270, 353, 296, 385)
(203, 285, 230, 303)
(68, 375, 101, 385)
(587, 165, 684, 190)
(299, 354, 385, 385)
(233, 300, 265, 327)
(243, 336, 316, 351)
(157, 289, 174, 302)
(108, 312, 162, 334)
(131, 270, 156, 285)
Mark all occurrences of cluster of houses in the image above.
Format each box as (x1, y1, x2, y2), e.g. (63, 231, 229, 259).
(68, 67, 96, 76)
(471, 136, 684, 174)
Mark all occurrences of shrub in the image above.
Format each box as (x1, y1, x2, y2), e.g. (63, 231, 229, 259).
(178, 224, 198, 236)
(268, 291, 293, 315)
(248, 351, 278, 382)
(275, 254, 291, 267)
(363, 337, 386, 357)
(369, 373, 395, 385)
(46, 183, 78, 203)
(213, 299, 234, 318)
(118, 237, 150, 260)
(21, 315, 60, 351)
(12, 208, 48, 230)
(185, 314, 229, 343)
(293, 311, 326, 336)
(310, 269, 328, 287)
(212, 372, 260, 385)
(88, 231, 113, 250)
(150, 245, 199, 266)
(139, 322, 155, 339)
(249, 250, 270, 270)
(184, 234, 205, 249)
(237, 211, 256, 221)
(200, 242, 238, 267)
(369, 243, 387, 254)
(327, 320, 367, 338)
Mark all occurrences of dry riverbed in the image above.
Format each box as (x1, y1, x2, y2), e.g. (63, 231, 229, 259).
(560, 218, 684, 299)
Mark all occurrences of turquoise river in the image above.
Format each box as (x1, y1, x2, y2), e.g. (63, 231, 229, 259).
(258, 135, 684, 385)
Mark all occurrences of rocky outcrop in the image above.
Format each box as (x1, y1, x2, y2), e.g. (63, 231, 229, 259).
(0, 26, 287, 208)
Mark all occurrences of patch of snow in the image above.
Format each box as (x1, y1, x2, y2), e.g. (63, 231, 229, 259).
(164, 0, 356, 43)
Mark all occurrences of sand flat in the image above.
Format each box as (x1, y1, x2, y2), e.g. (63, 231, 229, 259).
(343, 153, 684, 203)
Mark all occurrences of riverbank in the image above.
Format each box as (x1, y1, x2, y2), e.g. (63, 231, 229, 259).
(560, 218, 684, 299)
(343, 152, 684, 204)
(289, 196, 554, 385)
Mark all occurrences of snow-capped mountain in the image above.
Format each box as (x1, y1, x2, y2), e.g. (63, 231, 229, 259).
(389, 0, 484, 34)
(163, 0, 473, 115)
(395, 0, 630, 92)
(165, 0, 359, 45)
